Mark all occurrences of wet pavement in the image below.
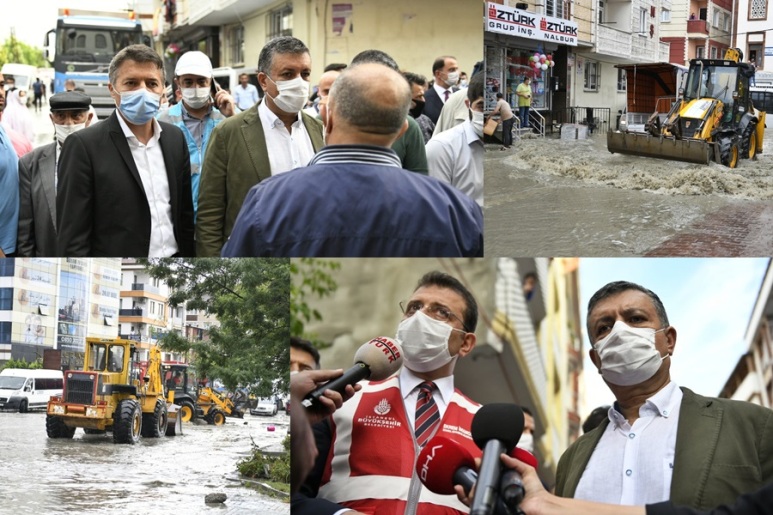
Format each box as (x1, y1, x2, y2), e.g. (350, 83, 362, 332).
(0, 409, 290, 514)
(484, 128, 773, 256)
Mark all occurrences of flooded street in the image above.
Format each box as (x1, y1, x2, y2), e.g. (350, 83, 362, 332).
(485, 128, 773, 256)
(0, 410, 290, 514)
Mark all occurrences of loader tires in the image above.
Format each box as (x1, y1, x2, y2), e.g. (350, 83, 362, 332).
(718, 136, 739, 168)
(113, 399, 142, 444)
(179, 400, 196, 423)
(141, 399, 168, 438)
(741, 121, 757, 160)
(205, 408, 226, 426)
(46, 415, 75, 439)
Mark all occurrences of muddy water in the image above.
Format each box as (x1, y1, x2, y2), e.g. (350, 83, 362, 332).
(0, 411, 290, 514)
(485, 128, 772, 256)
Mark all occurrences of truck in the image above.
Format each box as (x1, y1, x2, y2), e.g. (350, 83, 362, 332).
(46, 337, 181, 444)
(43, 8, 149, 118)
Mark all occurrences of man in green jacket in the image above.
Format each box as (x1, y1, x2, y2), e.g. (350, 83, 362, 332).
(555, 281, 773, 511)
(196, 36, 324, 256)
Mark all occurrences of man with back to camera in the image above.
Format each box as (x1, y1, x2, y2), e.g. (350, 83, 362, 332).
(301, 271, 482, 513)
(17, 91, 94, 257)
(56, 44, 195, 257)
(221, 62, 483, 257)
(423, 55, 460, 125)
(426, 72, 484, 206)
(157, 50, 237, 221)
(554, 281, 773, 510)
(196, 36, 324, 257)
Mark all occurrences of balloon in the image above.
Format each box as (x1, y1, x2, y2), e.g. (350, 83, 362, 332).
(540, 56, 546, 63)
(541, 63, 548, 70)
(540, 54, 547, 60)
(550, 61, 555, 67)
(534, 52, 540, 58)
(547, 54, 553, 60)
(529, 56, 535, 62)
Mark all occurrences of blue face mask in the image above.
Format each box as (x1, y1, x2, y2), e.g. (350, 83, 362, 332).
(114, 88, 161, 125)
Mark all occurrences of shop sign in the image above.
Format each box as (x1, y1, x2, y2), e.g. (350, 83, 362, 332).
(486, 2, 578, 47)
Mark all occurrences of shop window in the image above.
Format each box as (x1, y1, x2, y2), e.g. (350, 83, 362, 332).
(749, 0, 767, 19)
(503, 50, 551, 110)
(584, 60, 600, 91)
(268, 4, 293, 40)
(617, 69, 626, 92)
(639, 8, 648, 34)
(661, 8, 670, 22)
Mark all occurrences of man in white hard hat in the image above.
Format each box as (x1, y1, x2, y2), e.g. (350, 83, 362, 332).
(157, 50, 238, 221)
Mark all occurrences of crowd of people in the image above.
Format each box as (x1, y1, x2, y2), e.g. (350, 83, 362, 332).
(291, 276, 773, 515)
(0, 36, 485, 258)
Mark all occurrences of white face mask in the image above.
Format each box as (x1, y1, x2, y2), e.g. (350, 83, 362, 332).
(266, 75, 309, 113)
(54, 122, 86, 146)
(517, 432, 534, 453)
(396, 310, 462, 373)
(445, 71, 460, 87)
(181, 86, 211, 109)
(593, 321, 668, 386)
(471, 110, 485, 138)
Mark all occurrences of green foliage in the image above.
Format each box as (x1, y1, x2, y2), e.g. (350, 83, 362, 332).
(237, 435, 291, 484)
(290, 258, 340, 347)
(141, 258, 289, 396)
(1, 358, 43, 371)
(0, 35, 47, 68)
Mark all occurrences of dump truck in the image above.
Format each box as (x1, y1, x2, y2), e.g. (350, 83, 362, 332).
(46, 338, 182, 444)
(608, 48, 766, 168)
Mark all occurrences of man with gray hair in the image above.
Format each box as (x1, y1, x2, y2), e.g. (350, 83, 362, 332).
(222, 62, 483, 257)
(197, 36, 324, 257)
(56, 44, 195, 257)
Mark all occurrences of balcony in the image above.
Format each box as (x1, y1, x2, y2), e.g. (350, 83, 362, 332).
(596, 25, 633, 60)
(119, 308, 145, 317)
(687, 19, 709, 35)
(188, 0, 274, 26)
(131, 283, 160, 295)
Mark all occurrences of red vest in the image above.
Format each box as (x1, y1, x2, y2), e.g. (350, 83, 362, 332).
(318, 376, 481, 515)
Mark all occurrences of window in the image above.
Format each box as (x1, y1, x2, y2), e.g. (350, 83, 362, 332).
(228, 25, 244, 65)
(697, 46, 705, 58)
(711, 46, 717, 58)
(639, 8, 648, 34)
(0, 288, 12, 310)
(268, 4, 293, 40)
(584, 60, 600, 91)
(713, 9, 720, 27)
(598, 0, 604, 23)
(749, 0, 766, 19)
(0, 322, 10, 343)
(723, 14, 729, 30)
(617, 68, 627, 91)
(150, 301, 155, 315)
(546, 0, 565, 18)
(661, 8, 670, 22)
(0, 259, 14, 277)
(95, 34, 106, 49)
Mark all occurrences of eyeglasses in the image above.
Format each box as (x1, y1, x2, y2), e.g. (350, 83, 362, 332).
(399, 300, 469, 332)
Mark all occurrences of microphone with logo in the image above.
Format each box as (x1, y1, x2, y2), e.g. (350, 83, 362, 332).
(470, 403, 524, 515)
(415, 435, 511, 515)
(301, 336, 403, 410)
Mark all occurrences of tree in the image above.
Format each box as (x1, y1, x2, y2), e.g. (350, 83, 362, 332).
(290, 258, 340, 347)
(0, 33, 47, 68)
(142, 258, 289, 396)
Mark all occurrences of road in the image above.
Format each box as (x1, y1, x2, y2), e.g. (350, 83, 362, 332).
(0, 408, 290, 514)
(484, 128, 773, 256)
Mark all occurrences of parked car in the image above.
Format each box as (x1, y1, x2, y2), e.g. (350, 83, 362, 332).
(250, 398, 278, 416)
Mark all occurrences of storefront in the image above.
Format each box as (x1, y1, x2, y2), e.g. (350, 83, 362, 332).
(484, 2, 577, 117)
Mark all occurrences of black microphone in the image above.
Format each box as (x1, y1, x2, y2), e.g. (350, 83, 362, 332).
(301, 337, 402, 409)
(500, 447, 538, 510)
(470, 404, 524, 515)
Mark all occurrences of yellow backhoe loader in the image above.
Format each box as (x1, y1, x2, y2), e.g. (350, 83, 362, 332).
(608, 48, 766, 168)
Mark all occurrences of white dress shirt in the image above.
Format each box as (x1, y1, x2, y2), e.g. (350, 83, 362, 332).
(257, 100, 315, 175)
(433, 82, 453, 104)
(399, 366, 454, 432)
(234, 83, 259, 110)
(426, 120, 484, 206)
(575, 381, 683, 505)
(115, 113, 178, 257)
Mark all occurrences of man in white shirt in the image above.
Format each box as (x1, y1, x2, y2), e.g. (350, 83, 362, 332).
(57, 44, 194, 257)
(196, 36, 323, 257)
(426, 72, 484, 206)
(555, 281, 773, 511)
(233, 73, 259, 110)
(422, 55, 460, 125)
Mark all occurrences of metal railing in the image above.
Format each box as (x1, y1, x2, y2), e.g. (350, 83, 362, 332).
(554, 107, 612, 135)
(119, 308, 144, 317)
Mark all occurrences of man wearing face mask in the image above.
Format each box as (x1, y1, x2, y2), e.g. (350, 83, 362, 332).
(425, 72, 484, 207)
(423, 55, 460, 125)
(157, 50, 237, 221)
(56, 44, 195, 257)
(301, 271, 482, 514)
(403, 72, 435, 144)
(555, 281, 773, 510)
(16, 91, 93, 257)
(196, 36, 324, 257)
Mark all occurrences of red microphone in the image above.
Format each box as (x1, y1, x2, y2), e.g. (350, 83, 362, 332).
(415, 436, 476, 495)
(500, 446, 539, 509)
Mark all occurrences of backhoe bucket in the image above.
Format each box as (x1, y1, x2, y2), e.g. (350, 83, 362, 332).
(607, 130, 713, 165)
(166, 403, 183, 436)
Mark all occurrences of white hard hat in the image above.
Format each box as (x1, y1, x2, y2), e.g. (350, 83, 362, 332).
(175, 51, 213, 77)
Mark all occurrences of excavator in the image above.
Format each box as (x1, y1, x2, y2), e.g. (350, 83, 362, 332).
(608, 48, 766, 168)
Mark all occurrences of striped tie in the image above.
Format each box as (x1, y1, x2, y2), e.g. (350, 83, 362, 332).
(415, 381, 440, 447)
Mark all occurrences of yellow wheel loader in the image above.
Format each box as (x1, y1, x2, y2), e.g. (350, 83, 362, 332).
(608, 49, 766, 168)
(46, 338, 182, 444)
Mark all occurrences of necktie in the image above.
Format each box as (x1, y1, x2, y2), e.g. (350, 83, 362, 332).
(415, 381, 440, 447)
(444, 90, 450, 102)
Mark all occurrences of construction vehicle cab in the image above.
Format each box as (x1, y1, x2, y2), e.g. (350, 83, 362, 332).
(46, 338, 181, 444)
(608, 48, 766, 168)
(162, 363, 200, 423)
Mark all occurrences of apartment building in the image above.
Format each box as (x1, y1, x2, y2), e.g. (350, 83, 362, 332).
(733, 0, 771, 77)
(661, 0, 733, 64)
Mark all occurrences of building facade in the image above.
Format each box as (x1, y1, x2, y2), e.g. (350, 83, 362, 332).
(733, 0, 771, 81)
(661, 0, 734, 65)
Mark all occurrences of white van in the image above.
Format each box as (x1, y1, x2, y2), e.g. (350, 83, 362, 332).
(0, 63, 38, 106)
(0, 368, 63, 413)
